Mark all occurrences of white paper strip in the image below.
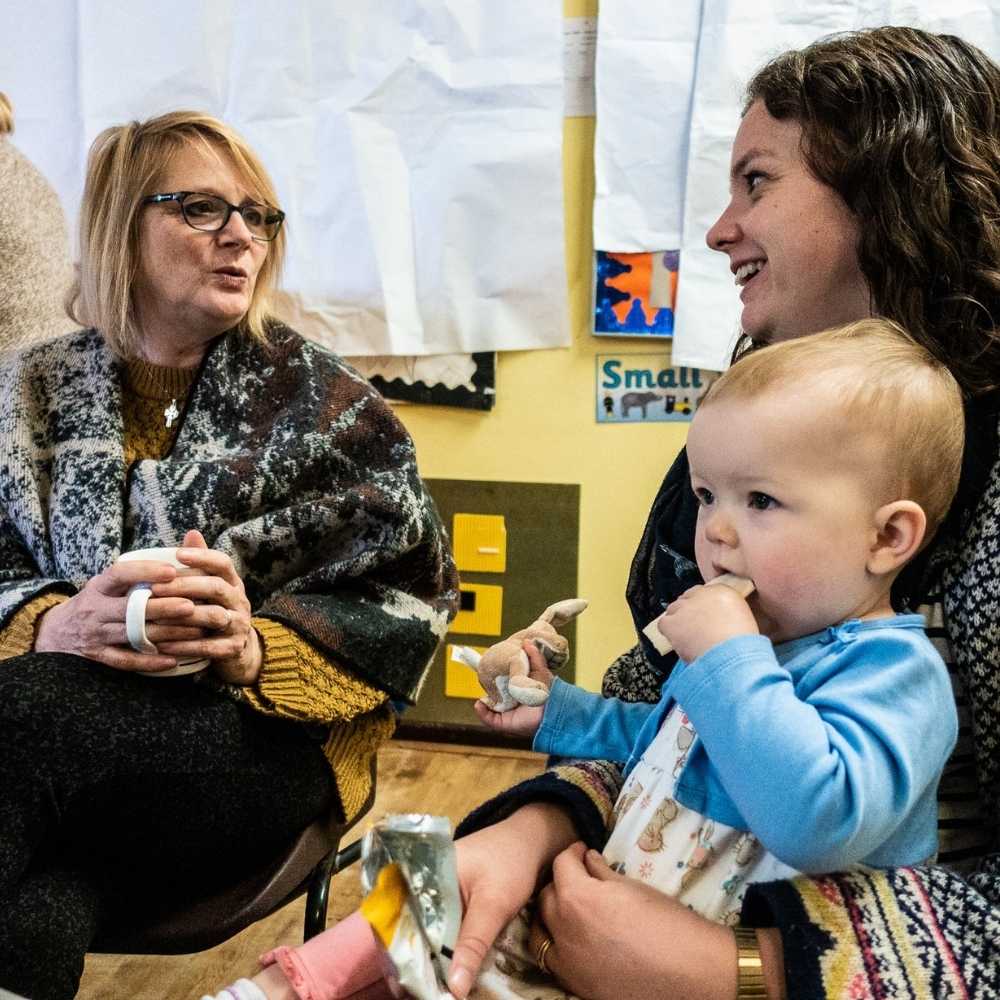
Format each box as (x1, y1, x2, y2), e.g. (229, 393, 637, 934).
(564, 17, 598, 117)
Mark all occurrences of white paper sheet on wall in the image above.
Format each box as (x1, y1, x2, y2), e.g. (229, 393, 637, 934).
(2, 0, 569, 357)
(595, 0, 1000, 371)
(592, 0, 702, 252)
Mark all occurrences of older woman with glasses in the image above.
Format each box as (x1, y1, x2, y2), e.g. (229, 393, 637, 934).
(0, 110, 458, 1000)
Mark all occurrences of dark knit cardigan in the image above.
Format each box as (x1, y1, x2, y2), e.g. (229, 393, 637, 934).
(459, 393, 1000, 997)
(0, 325, 458, 704)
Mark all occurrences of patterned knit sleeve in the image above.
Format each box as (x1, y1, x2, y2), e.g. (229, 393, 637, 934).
(742, 860, 1000, 997)
(455, 757, 623, 849)
(0, 500, 76, 627)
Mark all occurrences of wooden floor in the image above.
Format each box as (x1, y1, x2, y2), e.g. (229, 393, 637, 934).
(77, 740, 545, 999)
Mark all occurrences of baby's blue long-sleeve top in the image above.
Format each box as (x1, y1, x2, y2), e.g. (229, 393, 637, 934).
(534, 616, 957, 873)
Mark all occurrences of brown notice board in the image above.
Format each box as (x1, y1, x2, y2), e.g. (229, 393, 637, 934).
(400, 478, 581, 747)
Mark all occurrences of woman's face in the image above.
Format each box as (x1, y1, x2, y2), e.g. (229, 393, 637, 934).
(705, 100, 871, 344)
(134, 142, 268, 361)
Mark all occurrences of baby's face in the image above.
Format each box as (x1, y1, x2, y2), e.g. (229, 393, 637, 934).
(686, 389, 891, 644)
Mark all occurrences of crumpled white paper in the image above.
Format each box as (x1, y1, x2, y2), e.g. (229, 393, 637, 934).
(4, 0, 568, 357)
(592, 0, 701, 253)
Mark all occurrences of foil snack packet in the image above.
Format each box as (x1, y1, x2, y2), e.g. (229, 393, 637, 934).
(359, 814, 461, 1000)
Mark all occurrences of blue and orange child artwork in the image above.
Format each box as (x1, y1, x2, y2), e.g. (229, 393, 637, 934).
(594, 250, 678, 337)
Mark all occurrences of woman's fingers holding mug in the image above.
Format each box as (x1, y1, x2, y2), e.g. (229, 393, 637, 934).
(147, 599, 238, 633)
(94, 616, 204, 647)
(150, 572, 249, 617)
(175, 529, 250, 594)
(94, 646, 183, 673)
(35, 571, 172, 663)
(142, 595, 198, 621)
(142, 623, 209, 644)
(48, 602, 181, 672)
(173, 542, 243, 588)
(104, 557, 177, 594)
(155, 605, 252, 657)
(156, 607, 262, 686)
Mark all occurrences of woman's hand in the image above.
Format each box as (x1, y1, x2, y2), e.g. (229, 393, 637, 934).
(658, 583, 758, 663)
(34, 559, 203, 672)
(148, 529, 263, 685)
(529, 844, 744, 1000)
(448, 802, 579, 999)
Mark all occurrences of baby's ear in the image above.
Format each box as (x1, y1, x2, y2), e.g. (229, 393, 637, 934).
(867, 500, 927, 576)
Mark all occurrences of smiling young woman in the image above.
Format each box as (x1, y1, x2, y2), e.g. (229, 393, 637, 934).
(445, 26, 1000, 1000)
(705, 101, 872, 346)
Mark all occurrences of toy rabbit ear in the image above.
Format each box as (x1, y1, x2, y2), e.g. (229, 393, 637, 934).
(539, 598, 589, 629)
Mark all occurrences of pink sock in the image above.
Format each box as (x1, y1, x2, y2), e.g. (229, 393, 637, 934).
(259, 911, 397, 1000)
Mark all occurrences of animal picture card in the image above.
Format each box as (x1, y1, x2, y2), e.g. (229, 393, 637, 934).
(596, 352, 712, 424)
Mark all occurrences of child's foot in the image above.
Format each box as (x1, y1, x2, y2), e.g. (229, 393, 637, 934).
(258, 911, 397, 1000)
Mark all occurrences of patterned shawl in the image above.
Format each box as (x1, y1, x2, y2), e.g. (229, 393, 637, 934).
(0, 325, 458, 703)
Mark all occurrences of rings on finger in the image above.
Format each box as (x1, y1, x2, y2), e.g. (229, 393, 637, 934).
(535, 935, 553, 975)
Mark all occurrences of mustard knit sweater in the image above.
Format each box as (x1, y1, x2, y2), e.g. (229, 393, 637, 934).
(0, 357, 393, 819)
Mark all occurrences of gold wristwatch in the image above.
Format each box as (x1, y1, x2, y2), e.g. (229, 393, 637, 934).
(733, 927, 767, 998)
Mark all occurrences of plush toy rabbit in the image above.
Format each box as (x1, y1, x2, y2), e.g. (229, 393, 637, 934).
(453, 598, 588, 712)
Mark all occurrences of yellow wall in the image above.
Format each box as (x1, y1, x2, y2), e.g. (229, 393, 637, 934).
(394, 0, 688, 691)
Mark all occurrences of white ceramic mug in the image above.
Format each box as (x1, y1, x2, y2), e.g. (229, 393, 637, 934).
(116, 546, 209, 677)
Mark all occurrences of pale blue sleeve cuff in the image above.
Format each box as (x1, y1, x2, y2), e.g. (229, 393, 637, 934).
(534, 676, 659, 763)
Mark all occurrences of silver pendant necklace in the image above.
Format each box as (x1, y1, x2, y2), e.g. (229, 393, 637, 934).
(164, 399, 180, 428)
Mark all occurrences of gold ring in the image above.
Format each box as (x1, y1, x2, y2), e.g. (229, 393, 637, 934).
(535, 934, 553, 974)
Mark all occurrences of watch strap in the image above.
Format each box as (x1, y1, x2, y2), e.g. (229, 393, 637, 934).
(733, 926, 767, 998)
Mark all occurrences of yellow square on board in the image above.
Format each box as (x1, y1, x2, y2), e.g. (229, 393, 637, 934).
(449, 583, 503, 636)
(452, 513, 507, 573)
(445, 644, 488, 699)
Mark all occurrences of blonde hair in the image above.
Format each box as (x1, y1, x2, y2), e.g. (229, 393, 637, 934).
(0, 93, 13, 135)
(67, 110, 285, 356)
(702, 319, 965, 534)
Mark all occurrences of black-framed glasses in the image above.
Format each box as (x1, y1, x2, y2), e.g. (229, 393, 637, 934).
(142, 191, 285, 242)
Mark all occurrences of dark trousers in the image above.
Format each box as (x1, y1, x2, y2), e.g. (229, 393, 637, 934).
(0, 653, 335, 1000)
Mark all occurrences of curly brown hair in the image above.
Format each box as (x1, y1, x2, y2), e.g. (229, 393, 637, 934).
(738, 27, 1000, 397)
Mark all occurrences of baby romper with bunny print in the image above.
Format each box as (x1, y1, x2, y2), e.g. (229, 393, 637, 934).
(469, 619, 955, 999)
